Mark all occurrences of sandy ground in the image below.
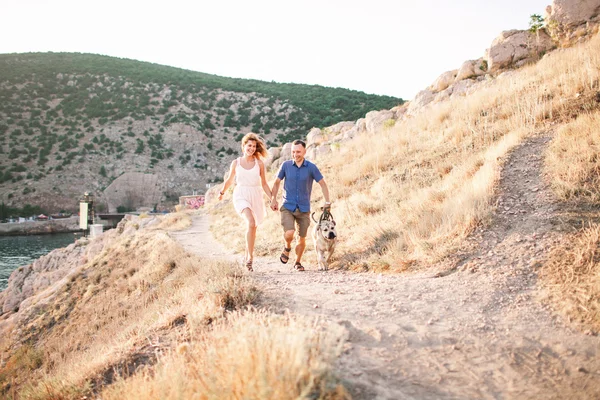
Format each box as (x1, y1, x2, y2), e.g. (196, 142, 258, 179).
(172, 133, 600, 400)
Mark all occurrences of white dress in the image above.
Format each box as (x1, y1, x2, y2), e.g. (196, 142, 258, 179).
(233, 158, 265, 225)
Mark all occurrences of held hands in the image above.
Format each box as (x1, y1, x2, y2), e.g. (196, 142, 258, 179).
(323, 201, 331, 212)
(270, 198, 278, 211)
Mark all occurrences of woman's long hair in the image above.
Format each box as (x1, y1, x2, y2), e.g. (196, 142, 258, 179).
(241, 132, 268, 160)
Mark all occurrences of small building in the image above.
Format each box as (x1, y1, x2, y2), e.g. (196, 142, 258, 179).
(179, 195, 205, 209)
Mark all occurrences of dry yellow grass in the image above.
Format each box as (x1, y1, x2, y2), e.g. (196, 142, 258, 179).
(151, 209, 194, 231)
(5, 29, 600, 400)
(329, 34, 600, 270)
(540, 223, 600, 332)
(541, 97, 600, 334)
(101, 311, 349, 400)
(2, 212, 348, 399)
(209, 33, 600, 272)
(5, 217, 259, 399)
(545, 110, 600, 202)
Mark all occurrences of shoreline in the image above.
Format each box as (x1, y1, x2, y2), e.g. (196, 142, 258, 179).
(0, 217, 82, 237)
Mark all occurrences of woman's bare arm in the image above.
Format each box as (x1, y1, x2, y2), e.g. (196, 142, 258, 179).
(218, 159, 237, 201)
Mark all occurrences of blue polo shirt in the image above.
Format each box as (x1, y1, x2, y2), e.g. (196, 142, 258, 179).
(277, 159, 323, 213)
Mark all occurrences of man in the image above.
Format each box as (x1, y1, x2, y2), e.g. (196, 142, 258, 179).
(271, 139, 331, 271)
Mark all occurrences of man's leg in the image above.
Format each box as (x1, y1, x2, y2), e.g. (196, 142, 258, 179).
(294, 236, 306, 265)
(280, 208, 295, 264)
(294, 210, 311, 267)
(284, 229, 295, 256)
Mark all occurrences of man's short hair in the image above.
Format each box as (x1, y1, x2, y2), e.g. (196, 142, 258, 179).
(292, 139, 306, 148)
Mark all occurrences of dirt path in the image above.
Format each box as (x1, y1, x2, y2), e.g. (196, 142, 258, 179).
(173, 133, 600, 399)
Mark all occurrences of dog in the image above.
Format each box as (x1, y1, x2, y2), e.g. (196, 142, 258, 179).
(311, 211, 337, 271)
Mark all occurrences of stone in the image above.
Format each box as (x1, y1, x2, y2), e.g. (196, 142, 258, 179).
(342, 127, 359, 141)
(306, 127, 326, 147)
(455, 60, 478, 81)
(474, 59, 488, 75)
(485, 29, 555, 73)
(407, 89, 435, 115)
(355, 118, 367, 133)
(391, 105, 408, 120)
(269, 158, 284, 173)
(326, 121, 355, 135)
(280, 142, 293, 162)
(452, 79, 479, 97)
(263, 146, 280, 168)
(365, 109, 396, 134)
(1, 241, 90, 313)
(316, 144, 332, 158)
(546, 0, 600, 27)
(268, 146, 281, 161)
(431, 70, 458, 92)
(455, 59, 487, 82)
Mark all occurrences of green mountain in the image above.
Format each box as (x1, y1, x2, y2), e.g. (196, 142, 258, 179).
(0, 52, 403, 213)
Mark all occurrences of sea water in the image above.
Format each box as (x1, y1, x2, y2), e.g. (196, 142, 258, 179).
(0, 233, 78, 291)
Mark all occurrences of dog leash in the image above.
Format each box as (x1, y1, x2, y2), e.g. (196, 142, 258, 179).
(311, 206, 335, 225)
(319, 206, 334, 225)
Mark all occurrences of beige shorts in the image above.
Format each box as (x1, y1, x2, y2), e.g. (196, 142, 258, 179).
(280, 207, 311, 237)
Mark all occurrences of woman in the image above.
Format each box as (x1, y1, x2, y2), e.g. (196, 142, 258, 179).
(218, 132, 272, 271)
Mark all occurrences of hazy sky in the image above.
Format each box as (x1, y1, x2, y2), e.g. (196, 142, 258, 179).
(1, 0, 551, 99)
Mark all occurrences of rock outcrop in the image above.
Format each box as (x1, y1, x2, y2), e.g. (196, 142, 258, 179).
(546, 0, 600, 43)
(485, 29, 555, 72)
(430, 70, 458, 92)
(365, 110, 396, 134)
(456, 59, 487, 81)
(547, 0, 600, 25)
(325, 121, 355, 136)
(307, 127, 327, 147)
(103, 172, 161, 213)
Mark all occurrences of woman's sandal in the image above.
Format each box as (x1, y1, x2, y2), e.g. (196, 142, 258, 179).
(280, 247, 292, 264)
(293, 262, 305, 272)
(245, 259, 253, 272)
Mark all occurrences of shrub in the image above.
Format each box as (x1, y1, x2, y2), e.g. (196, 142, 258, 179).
(529, 14, 544, 33)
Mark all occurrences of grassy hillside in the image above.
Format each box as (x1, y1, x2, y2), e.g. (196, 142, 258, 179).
(0, 53, 402, 213)
(211, 32, 600, 327)
(213, 32, 600, 268)
(0, 212, 348, 399)
(2, 33, 600, 400)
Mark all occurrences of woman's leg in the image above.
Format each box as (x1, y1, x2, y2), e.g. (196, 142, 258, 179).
(241, 208, 257, 262)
